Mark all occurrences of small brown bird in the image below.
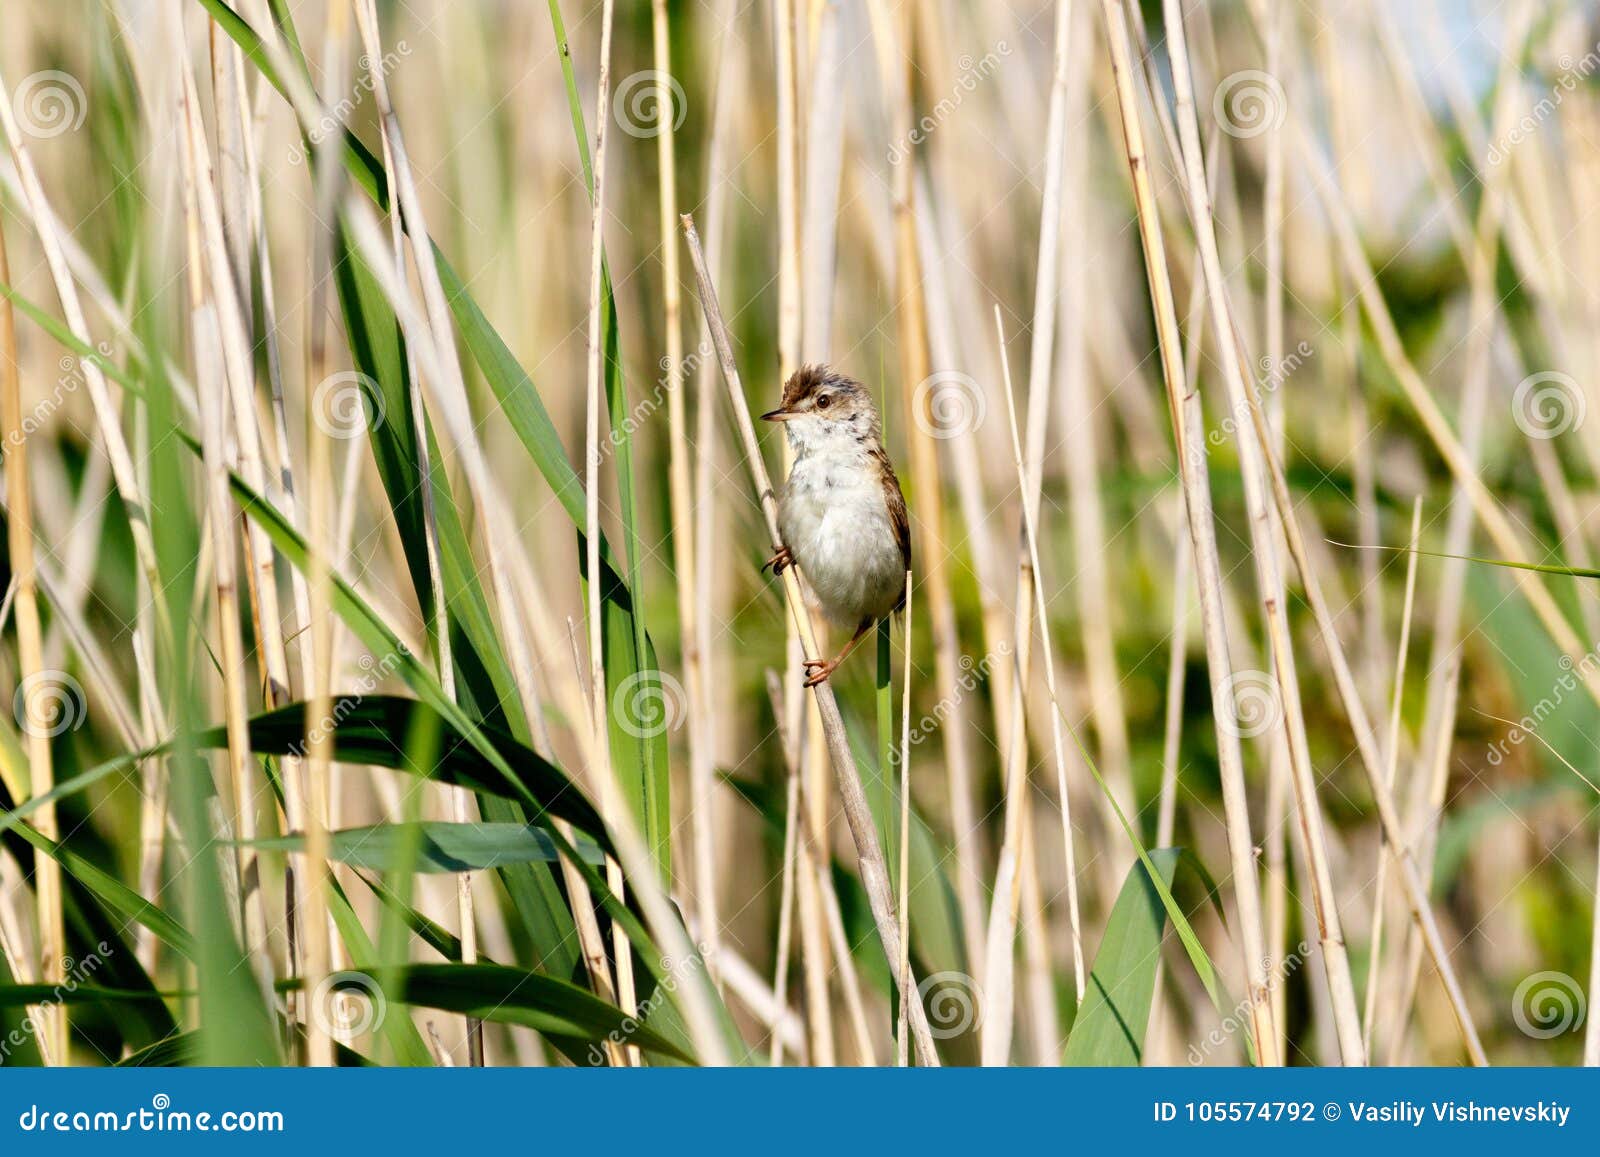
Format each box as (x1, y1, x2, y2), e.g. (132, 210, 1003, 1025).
(762, 365, 910, 686)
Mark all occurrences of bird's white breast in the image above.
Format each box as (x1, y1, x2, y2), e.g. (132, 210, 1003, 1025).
(778, 420, 905, 628)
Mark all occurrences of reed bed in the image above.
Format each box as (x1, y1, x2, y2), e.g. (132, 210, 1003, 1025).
(0, 0, 1597, 1068)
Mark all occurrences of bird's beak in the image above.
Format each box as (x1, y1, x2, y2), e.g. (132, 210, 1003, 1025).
(761, 407, 794, 422)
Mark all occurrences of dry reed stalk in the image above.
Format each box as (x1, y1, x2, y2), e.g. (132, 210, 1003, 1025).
(176, 16, 313, 989)
(693, 1, 740, 982)
(1161, 0, 1368, 1065)
(1294, 114, 1599, 688)
(345, 199, 730, 1065)
(781, 0, 836, 1067)
(873, 0, 1012, 1041)
(816, 854, 877, 1066)
(349, 0, 482, 1065)
(1314, 7, 1386, 723)
(0, 853, 36, 1050)
(909, 180, 997, 972)
(1225, 242, 1489, 1062)
(222, 11, 318, 991)
(1384, 653, 1462, 1065)
(764, 670, 802, 1067)
(1099, 0, 1278, 1065)
(977, 331, 1066, 1066)
(1000, 305, 1086, 1000)
(1058, 58, 1134, 870)
(579, 0, 640, 1066)
(0, 67, 171, 652)
(896, 573, 913, 1066)
(296, 0, 355, 1069)
(1251, 0, 1294, 1065)
(682, 213, 940, 1066)
(0, 208, 65, 1065)
(1355, 0, 1530, 1058)
(648, 0, 717, 981)
(1361, 498, 1422, 1056)
(168, 30, 275, 990)
(871, 0, 990, 1016)
(178, 84, 289, 717)
(1571, 102, 1600, 1072)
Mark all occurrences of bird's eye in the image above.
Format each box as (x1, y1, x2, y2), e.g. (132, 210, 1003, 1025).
(817, 394, 832, 409)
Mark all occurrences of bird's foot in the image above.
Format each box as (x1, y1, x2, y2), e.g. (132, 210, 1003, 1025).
(763, 545, 794, 576)
(801, 657, 836, 687)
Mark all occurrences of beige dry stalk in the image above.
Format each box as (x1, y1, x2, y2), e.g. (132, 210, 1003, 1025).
(1099, 0, 1278, 1065)
(682, 213, 941, 1067)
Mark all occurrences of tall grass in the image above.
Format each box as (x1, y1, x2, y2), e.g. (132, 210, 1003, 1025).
(0, 0, 1597, 1068)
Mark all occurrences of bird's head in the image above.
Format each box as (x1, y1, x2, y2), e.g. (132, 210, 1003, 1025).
(761, 365, 881, 448)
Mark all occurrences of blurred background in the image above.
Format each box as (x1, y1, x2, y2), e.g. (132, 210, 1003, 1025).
(0, 0, 1598, 1068)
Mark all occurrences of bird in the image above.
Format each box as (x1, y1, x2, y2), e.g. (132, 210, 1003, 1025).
(761, 364, 910, 687)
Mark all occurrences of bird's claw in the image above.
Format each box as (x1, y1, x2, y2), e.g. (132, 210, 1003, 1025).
(802, 658, 835, 687)
(763, 545, 794, 576)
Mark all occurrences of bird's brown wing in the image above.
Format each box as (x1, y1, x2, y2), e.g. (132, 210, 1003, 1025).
(874, 446, 912, 574)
